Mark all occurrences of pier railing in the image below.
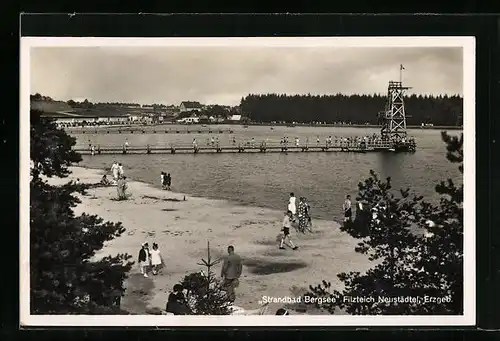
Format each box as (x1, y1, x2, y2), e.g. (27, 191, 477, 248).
(75, 139, 416, 155)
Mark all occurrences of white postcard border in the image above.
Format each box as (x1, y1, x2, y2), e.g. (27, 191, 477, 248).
(20, 36, 476, 327)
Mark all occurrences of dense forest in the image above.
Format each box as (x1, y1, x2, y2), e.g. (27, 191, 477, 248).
(240, 93, 463, 126)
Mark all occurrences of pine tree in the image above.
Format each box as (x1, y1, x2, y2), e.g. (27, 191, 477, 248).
(307, 132, 463, 315)
(30, 109, 133, 314)
(180, 242, 233, 315)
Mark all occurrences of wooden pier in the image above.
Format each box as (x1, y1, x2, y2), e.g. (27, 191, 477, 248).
(66, 128, 235, 135)
(75, 140, 416, 155)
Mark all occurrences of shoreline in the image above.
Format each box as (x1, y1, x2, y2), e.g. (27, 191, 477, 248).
(63, 123, 463, 132)
(48, 166, 374, 315)
(80, 164, 347, 224)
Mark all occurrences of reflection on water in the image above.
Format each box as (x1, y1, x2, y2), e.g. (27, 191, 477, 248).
(75, 126, 462, 220)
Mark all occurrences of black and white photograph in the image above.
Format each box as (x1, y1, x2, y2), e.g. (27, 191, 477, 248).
(20, 37, 475, 326)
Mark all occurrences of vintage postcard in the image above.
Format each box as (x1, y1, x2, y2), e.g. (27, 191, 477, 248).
(20, 36, 475, 326)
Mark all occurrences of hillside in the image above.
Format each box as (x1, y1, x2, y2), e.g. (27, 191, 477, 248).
(30, 100, 73, 114)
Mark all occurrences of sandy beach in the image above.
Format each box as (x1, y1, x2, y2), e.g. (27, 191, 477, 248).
(46, 166, 373, 315)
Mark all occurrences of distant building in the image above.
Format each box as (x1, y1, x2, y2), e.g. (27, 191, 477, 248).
(40, 111, 129, 127)
(176, 116, 200, 124)
(229, 114, 242, 122)
(179, 101, 203, 112)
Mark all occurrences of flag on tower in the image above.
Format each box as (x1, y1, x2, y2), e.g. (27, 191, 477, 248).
(400, 64, 405, 70)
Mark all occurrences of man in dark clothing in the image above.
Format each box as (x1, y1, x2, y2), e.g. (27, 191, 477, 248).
(276, 308, 290, 315)
(220, 245, 242, 302)
(166, 284, 191, 315)
(166, 173, 172, 190)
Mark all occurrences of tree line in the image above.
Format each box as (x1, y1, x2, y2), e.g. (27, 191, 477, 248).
(240, 93, 463, 126)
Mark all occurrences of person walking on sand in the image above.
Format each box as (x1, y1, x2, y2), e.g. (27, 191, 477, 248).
(304, 197, 313, 231)
(297, 197, 308, 233)
(138, 242, 151, 278)
(343, 194, 352, 223)
(117, 176, 128, 200)
(221, 245, 242, 302)
(111, 161, 119, 183)
(279, 211, 298, 250)
(160, 171, 166, 189)
(118, 163, 124, 178)
(288, 192, 297, 220)
(166, 173, 172, 190)
(150, 243, 165, 275)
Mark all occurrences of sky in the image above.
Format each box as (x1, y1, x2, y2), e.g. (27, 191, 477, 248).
(30, 46, 463, 106)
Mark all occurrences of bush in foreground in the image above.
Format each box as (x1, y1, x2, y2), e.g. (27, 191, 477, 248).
(30, 109, 133, 314)
(307, 132, 464, 315)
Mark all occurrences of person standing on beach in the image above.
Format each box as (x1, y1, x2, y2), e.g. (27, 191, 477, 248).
(343, 194, 352, 222)
(295, 137, 299, 147)
(118, 163, 124, 178)
(297, 197, 308, 233)
(280, 211, 298, 250)
(117, 176, 128, 200)
(316, 136, 320, 146)
(220, 245, 242, 302)
(138, 242, 151, 278)
(304, 197, 313, 231)
(166, 173, 172, 190)
(288, 192, 297, 219)
(150, 243, 165, 275)
(160, 172, 166, 190)
(111, 161, 119, 183)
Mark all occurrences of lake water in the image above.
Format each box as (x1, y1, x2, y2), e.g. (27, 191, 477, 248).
(75, 125, 462, 221)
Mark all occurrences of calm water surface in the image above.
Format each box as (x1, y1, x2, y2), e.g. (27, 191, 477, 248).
(75, 125, 462, 220)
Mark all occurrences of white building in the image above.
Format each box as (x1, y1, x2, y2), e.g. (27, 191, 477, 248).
(229, 114, 242, 121)
(176, 116, 200, 124)
(50, 115, 128, 127)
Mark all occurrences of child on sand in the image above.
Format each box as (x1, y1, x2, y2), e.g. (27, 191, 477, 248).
(138, 242, 151, 278)
(343, 194, 352, 222)
(150, 243, 165, 275)
(166, 284, 191, 315)
(279, 211, 298, 250)
(117, 176, 128, 200)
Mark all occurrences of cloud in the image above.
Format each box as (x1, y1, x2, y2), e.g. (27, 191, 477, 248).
(30, 46, 463, 106)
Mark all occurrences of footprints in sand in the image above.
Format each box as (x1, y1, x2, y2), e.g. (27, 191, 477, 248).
(233, 219, 269, 230)
(162, 229, 194, 237)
